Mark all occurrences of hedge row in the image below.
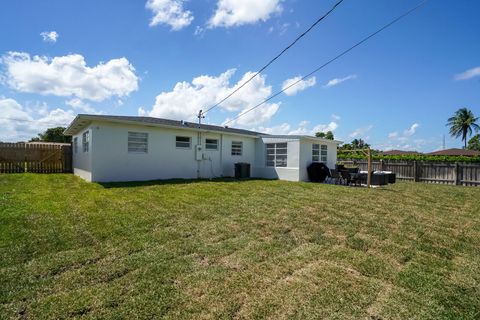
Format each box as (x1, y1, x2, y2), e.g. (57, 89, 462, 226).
(337, 153, 480, 163)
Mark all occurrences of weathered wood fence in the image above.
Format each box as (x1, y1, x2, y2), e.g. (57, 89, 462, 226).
(0, 143, 72, 173)
(341, 159, 480, 187)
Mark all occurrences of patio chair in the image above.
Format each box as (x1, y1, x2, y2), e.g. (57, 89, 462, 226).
(329, 169, 343, 184)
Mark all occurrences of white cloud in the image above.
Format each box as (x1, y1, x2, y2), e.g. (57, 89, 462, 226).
(331, 114, 341, 121)
(256, 122, 291, 135)
(323, 74, 357, 88)
(194, 26, 205, 37)
(138, 107, 148, 116)
(268, 22, 290, 36)
(403, 123, 419, 136)
(208, 0, 282, 28)
(255, 120, 338, 136)
(146, 0, 193, 30)
(388, 131, 398, 138)
(40, 31, 59, 43)
(2, 52, 138, 101)
(65, 98, 99, 114)
(147, 68, 279, 126)
(349, 125, 372, 138)
(312, 121, 338, 134)
(380, 123, 422, 151)
(0, 97, 74, 142)
(454, 66, 480, 81)
(282, 76, 316, 96)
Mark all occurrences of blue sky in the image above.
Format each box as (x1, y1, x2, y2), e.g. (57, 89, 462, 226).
(0, 0, 479, 151)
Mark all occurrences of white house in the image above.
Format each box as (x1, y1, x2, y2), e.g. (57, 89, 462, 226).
(64, 115, 341, 182)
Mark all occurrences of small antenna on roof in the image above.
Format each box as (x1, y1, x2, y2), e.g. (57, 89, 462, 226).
(197, 110, 205, 127)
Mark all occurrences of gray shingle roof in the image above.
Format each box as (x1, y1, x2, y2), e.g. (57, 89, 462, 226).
(65, 114, 265, 137)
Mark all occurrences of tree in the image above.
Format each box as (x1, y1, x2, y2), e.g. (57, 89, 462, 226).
(350, 138, 370, 149)
(30, 127, 71, 143)
(468, 134, 480, 151)
(447, 108, 480, 149)
(315, 131, 334, 140)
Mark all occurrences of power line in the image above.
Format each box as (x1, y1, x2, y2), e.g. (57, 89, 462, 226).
(223, 0, 429, 127)
(201, 0, 345, 117)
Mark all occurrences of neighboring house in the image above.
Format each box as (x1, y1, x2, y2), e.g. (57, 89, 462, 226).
(427, 148, 480, 156)
(381, 150, 422, 156)
(64, 115, 341, 182)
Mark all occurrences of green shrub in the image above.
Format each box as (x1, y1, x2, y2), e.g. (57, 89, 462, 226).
(337, 153, 480, 163)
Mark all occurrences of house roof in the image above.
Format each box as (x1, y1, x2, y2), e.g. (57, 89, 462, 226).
(64, 114, 265, 137)
(261, 135, 342, 144)
(381, 149, 422, 156)
(427, 148, 480, 156)
(65, 114, 343, 143)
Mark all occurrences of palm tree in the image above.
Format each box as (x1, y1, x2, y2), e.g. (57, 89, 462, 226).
(447, 108, 480, 149)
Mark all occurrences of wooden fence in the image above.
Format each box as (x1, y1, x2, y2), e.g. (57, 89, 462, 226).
(0, 143, 72, 173)
(340, 159, 480, 187)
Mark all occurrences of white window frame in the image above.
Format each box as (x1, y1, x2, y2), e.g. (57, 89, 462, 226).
(205, 138, 218, 151)
(231, 141, 243, 156)
(73, 137, 78, 154)
(176, 136, 191, 149)
(312, 143, 320, 162)
(128, 131, 148, 154)
(266, 143, 287, 167)
(321, 144, 328, 162)
(82, 131, 89, 153)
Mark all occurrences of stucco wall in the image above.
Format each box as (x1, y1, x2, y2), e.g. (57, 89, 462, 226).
(220, 135, 256, 177)
(78, 121, 256, 182)
(72, 127, 92, 181)
(252, 137, 300, 181)
(70, 121, 339, 183)
(299, 138, 339, 181)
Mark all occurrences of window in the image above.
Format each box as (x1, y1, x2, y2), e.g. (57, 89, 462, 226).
(73, 137, 78, 154)
(82, 131, 89, 153)
(205, 138, 218, 150)
(176, 136, 191, 148)
(231, 141, 243, 156)
(313, 144, 327, 162)
(128, 132, 148, 153)
(321, 145, 328, 162)
(312, 144, 319, 162)
(266, 143, 287, 167)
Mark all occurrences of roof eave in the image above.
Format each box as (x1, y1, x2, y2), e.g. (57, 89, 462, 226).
(64, 115, 262, 138)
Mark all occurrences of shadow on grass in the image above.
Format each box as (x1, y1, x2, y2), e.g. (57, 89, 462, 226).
(98, 177, 272, 189)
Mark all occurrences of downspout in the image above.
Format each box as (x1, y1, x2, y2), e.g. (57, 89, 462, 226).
(197, 131, 201, 179)
(220, 134, 223, 177)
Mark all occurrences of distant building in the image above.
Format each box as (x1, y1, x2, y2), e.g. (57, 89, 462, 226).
(381, 150, 422, 156)
(427, 148, 480, 156)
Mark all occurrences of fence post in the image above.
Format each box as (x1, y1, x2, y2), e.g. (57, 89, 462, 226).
(413, 161, 419, 182)
(454, 162, 460, 186)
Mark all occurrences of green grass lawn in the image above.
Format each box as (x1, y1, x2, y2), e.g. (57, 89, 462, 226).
(1, 174, 479, 319)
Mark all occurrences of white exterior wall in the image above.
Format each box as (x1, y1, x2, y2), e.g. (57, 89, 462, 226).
(220, 135, 256, 177)
(73, 121, 256, 182)
(72, 127, 93, 181)
(299, 138, 339, 181)
(252, 137, 300, 181)
(70, 119, 339, 183)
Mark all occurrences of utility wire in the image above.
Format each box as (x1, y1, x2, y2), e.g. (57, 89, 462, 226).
(223, 0, 429, 126)
(202, 0, 345, 116)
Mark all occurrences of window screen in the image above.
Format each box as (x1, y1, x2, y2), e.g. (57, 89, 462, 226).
(266, 142, 287, 167)
(128, 132, 148, 153)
